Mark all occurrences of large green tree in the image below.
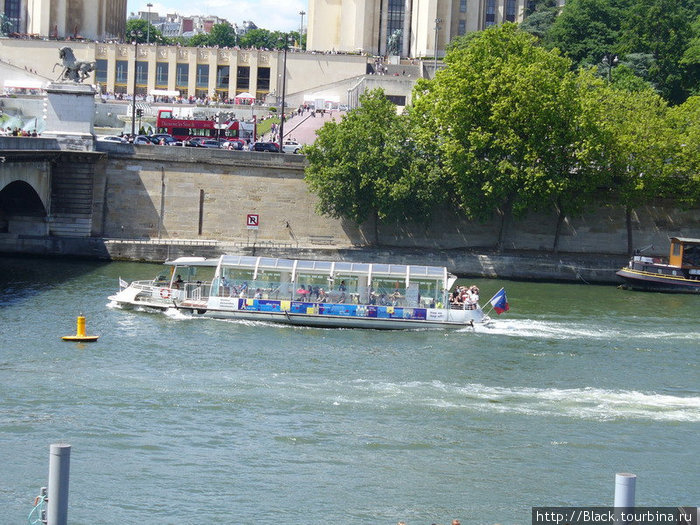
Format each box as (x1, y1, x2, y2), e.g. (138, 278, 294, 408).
(545, 0, 631, 67)
(413, 24, 605, 251)
(583, 84, 675, 253)
(619, 0, 700, 104)
(665, 96, 700, 207)
(305, 89, 443, 243)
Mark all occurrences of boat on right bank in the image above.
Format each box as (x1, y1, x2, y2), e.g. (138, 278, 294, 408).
(616, 237, 700, 293)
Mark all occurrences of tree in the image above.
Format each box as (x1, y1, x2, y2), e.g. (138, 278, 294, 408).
(209, 23, 238, 47)
(305, 90, 442, 244)
(519, 8, 559, 40)
(544, 0, 632, 68)
(238, 28, 285, 49)
(665, 96, 700, 207)
(125, 18, 165, 44)
(413, 24, 604, 251)
(583, 84, 675, 253)
(619, 0, 699, 104)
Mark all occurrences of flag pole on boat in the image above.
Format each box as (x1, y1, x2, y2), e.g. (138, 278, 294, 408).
(482, 287, 509, 316)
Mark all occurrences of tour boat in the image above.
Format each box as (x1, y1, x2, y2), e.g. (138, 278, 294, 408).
(109, 255, 492, 329)
(616, 237, 700, 293)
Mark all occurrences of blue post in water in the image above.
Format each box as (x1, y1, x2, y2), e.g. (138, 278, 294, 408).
(614, 472, 636, 525)
(47, 443, 71, 525)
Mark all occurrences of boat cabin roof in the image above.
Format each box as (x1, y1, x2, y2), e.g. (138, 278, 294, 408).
(671, 237, 700, 245)
(166, 255, 453, 281)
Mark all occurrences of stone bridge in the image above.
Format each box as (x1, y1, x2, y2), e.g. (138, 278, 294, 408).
(0, 137, 105, 237)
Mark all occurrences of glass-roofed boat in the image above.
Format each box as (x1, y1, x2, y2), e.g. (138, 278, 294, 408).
(109, 255, 490, 329)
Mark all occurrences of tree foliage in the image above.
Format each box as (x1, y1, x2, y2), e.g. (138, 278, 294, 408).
(545, 0, 631, 67)
(619, 0, 699, 104)
(413, 24, 607, 249)
(125, 18, 166, 44)
(304, 24, 699, 250)
(533, 0, 700, 104)
(304, 89, 443, 242)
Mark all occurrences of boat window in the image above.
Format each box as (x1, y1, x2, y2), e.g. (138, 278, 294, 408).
(673, 243, 681, 257)
(683, 244, 700, 266)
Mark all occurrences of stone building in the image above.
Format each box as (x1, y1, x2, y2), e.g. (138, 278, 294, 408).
(307, 0, 565, 57)
(1, 0, 127, 41)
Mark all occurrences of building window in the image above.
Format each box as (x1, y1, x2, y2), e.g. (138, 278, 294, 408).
(115, 60, 128, 84)
(460, 0, 467, 13)
(256, 67, 270, 91)
(506, 0, 517, 22)
(176, 63, 189, 87)
(135, 61, 148, 85)
(95, 59, 108, 84)
(156, 62, 169, 87)
(458, 20, 466, 35)
(216, 66, 229, 89)
(485, 0, 496, 26)
(237, 66, 250, 90)
(196, 64, 209, 88)
(385, 0, 405, 55)
(4, 0, 21, 33)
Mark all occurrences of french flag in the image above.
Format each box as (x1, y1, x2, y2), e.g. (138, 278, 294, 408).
(489, 288, 509, 314)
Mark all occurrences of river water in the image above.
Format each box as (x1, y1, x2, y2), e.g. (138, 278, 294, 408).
(0, 256, 697, 525)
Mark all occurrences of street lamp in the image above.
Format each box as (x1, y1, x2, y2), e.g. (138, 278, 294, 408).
(130, 30, 143, 139)
(278, 34, 291, 153)
(602, 53, 618, 83)
(146, 3, 153, 44)
(433, 18, 442, 76)
(299, 10, 305, 50)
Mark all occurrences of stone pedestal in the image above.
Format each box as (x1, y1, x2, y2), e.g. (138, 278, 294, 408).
(42, 82, 96, 151)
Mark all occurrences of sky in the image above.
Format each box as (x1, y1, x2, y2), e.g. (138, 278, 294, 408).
(127, 0, 309, 33)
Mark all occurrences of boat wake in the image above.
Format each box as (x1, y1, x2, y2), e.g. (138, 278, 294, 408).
(331, 380, 700, 422)
(470, 318, 699, 341)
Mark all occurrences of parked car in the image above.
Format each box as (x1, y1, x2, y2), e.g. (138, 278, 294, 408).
(132, 135, 153, 145)
(198, 139, 223, 148)
(97, 135, 128, 144)
(221, 139, 244, 150)
(148, 133, 177, 145)
(251, 142, 280, 152)
(282, 140, 302, 154)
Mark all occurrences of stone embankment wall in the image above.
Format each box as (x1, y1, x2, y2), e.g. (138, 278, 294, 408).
(101, 146, 700, 257)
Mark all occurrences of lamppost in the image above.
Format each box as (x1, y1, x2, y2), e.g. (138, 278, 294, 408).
(602, 53, 618, 83)
(278, 34, 291, 153)
(299, 10, 305, 50)
(130, 30, 143, 139)
(146, 3, 153, 44)
(433, 18, 442, 76)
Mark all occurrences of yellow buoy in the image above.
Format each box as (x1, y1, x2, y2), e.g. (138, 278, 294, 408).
(62, 315, 99, 342)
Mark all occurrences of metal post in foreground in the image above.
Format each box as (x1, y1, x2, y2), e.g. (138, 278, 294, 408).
(614, 472, 636, 525)
(47, 443, 71, 525)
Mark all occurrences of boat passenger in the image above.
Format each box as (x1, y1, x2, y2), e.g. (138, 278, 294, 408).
(318, 288, 327, 302)
(238, 282, 248, 297)
(254, 288, 262, 299)
(174, 274, 184, 289)
(296, 284, 309, 300)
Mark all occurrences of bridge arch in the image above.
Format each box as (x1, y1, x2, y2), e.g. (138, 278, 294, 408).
(0, 160, 52, 213)
(0, 180, 48, 235)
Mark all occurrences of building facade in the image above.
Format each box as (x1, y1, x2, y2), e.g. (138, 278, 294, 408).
(1, 0, 126, 40)
(307, 0, 564, 57)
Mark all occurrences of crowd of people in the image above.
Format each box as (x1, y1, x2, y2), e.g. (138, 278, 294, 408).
(450, 285, 480, 310)
(1, 127, 39, 136)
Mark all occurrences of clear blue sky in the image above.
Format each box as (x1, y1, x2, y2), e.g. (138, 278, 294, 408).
(127, 0, 309, 33)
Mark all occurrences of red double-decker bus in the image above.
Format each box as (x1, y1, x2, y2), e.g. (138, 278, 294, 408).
(155, 109, 256, 142)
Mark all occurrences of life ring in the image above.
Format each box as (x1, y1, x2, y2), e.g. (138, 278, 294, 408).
(160, 288, 171, 299)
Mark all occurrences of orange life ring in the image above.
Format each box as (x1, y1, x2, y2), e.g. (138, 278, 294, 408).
(160, 288, 171, 299)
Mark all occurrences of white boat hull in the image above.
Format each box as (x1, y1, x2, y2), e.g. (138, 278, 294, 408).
(110, 284, 486, 330)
